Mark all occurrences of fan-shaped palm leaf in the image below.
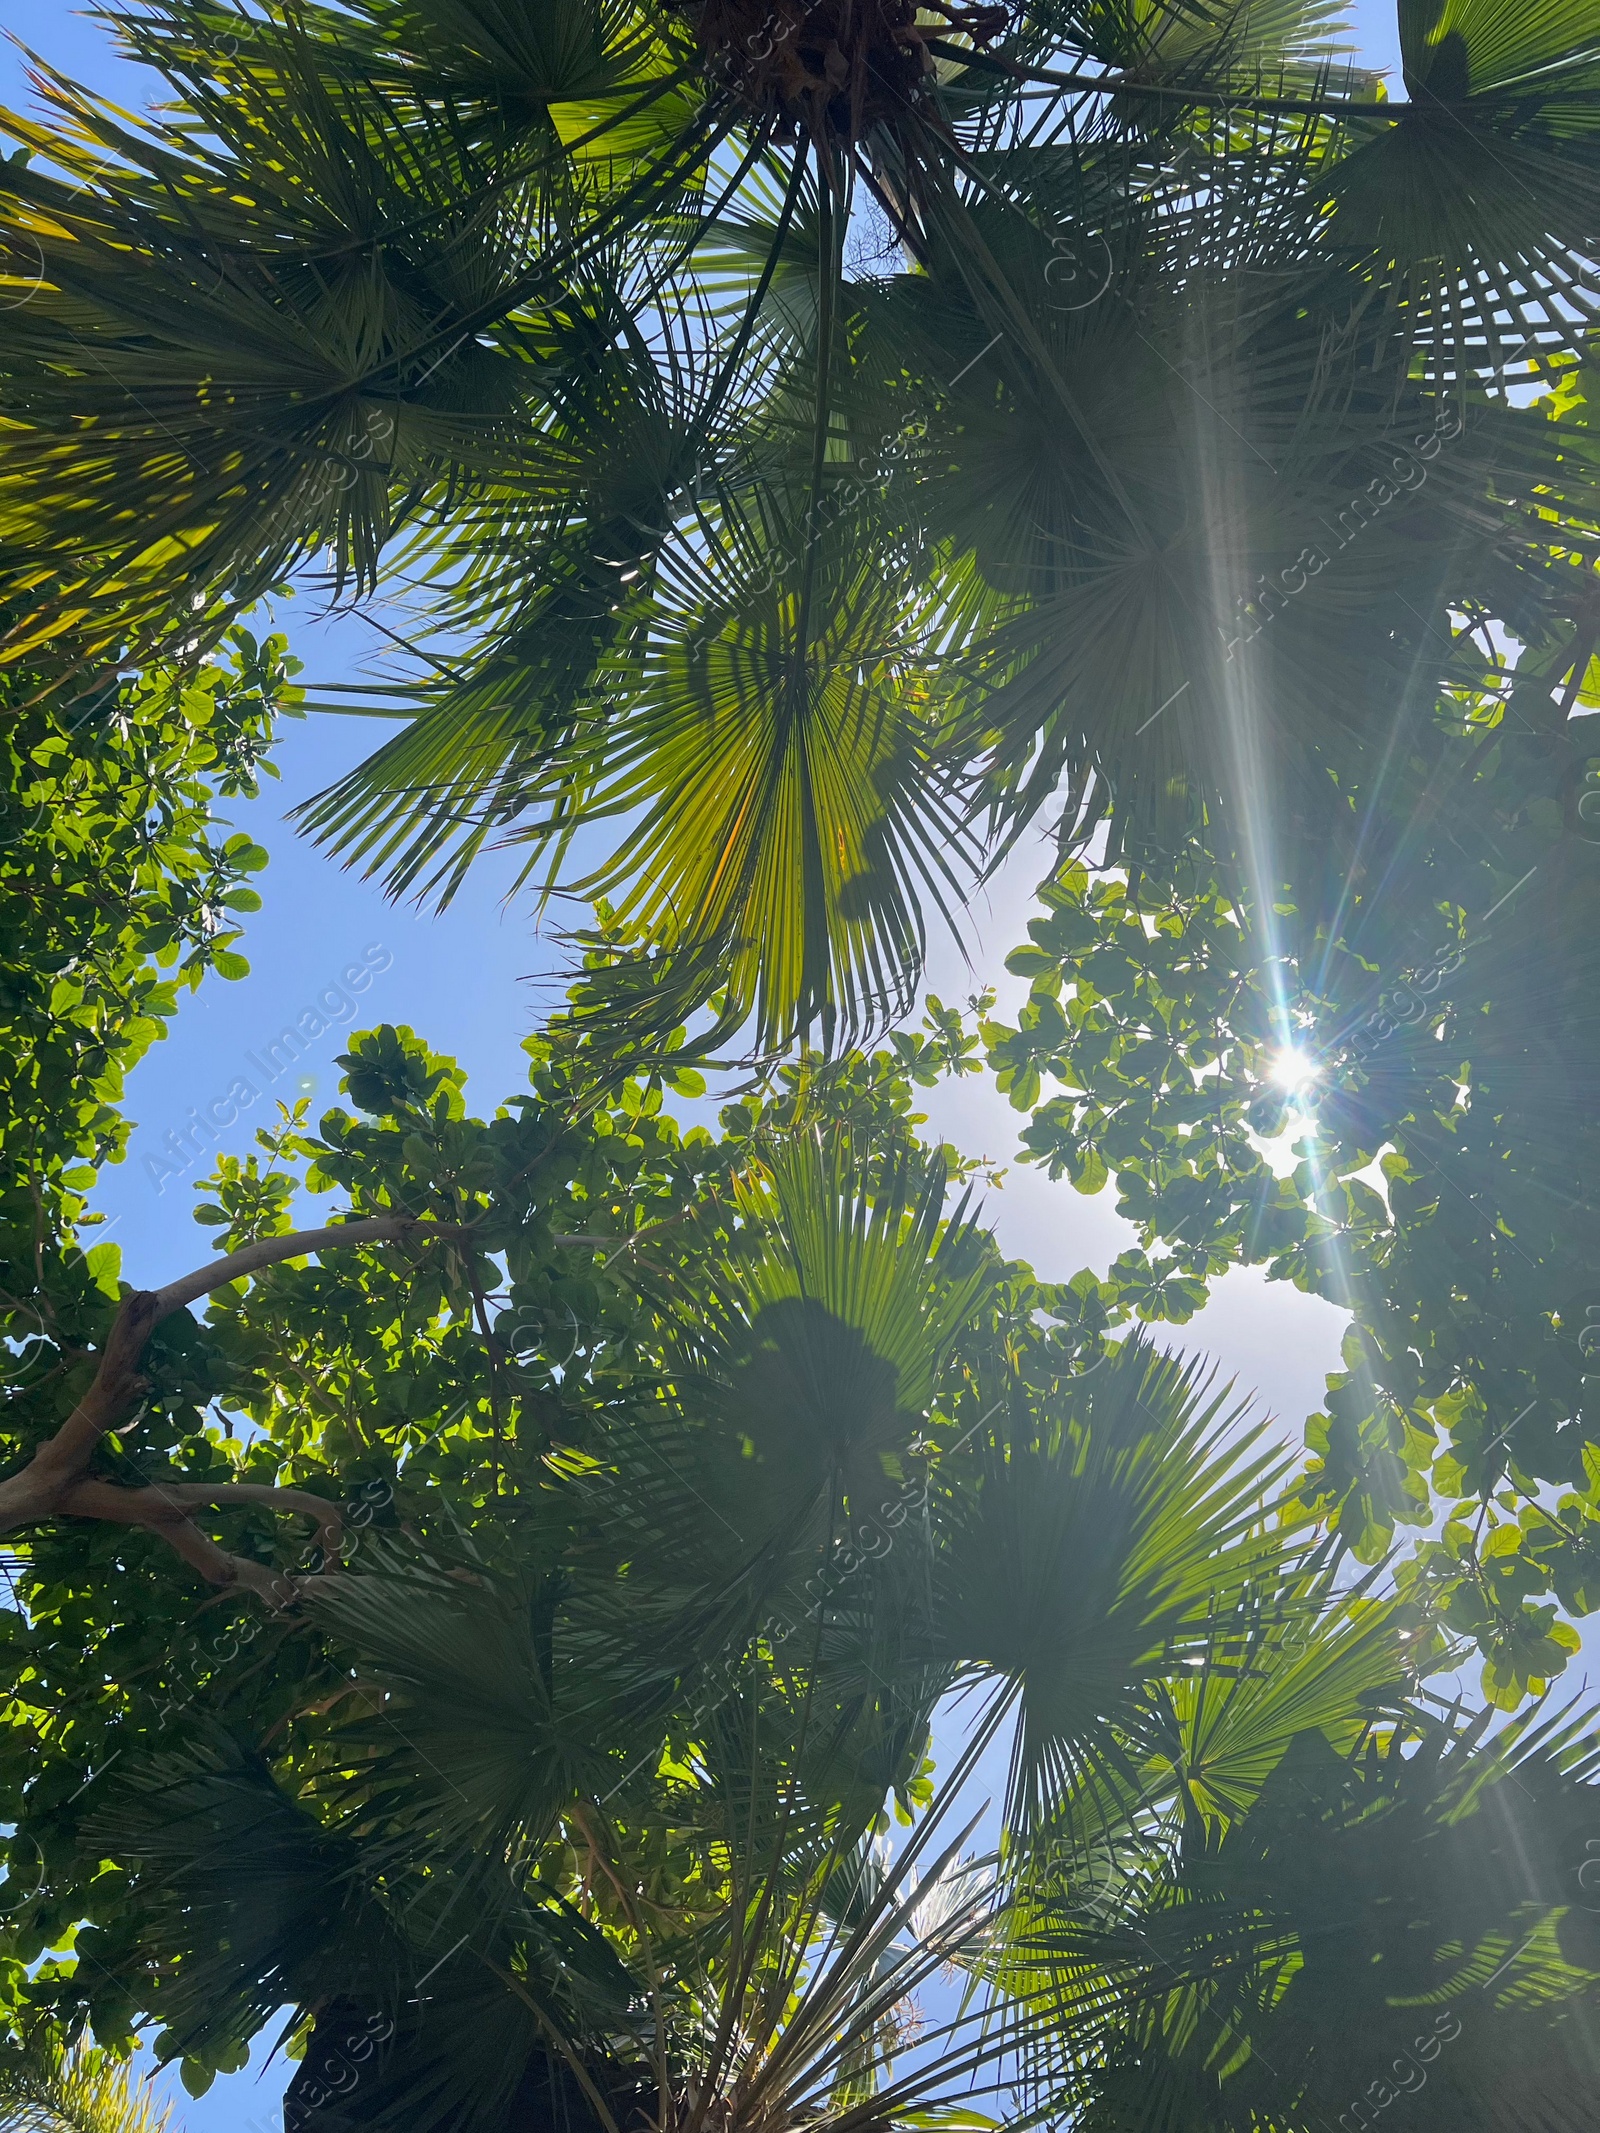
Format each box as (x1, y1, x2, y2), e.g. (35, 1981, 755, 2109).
(82, 1728, 416, 2063)
(929, 1336, 1300, 1833)
(1018, 1700, 1600, 2133)
(10, 0, 1600, 1050)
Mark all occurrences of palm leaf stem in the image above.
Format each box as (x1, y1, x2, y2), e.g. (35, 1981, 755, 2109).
(934, 43, 1397, 118)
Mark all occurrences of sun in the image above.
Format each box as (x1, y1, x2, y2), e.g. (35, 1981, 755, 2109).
(1270, 1047, 1320, 1095)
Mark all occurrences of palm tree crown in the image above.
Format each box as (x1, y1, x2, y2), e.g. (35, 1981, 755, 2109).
(4, 0, 1600, 1051)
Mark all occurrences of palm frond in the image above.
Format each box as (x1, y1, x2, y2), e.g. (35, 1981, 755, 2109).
(681, 1133, 997, 1532)
(1015, 1701, 1600, 2133)
(929, 1334, 1299, 1834)
(82, 1727, 415, 2064)
(0, 2042, 172, 2133)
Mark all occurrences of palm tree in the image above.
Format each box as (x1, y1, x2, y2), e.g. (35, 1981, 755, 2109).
(0, 2038, 172, 2133)
(1014, 1697, 1600, 2132)
(3, 0, 1600, 1052)
(53, 1137, 1600, 2133)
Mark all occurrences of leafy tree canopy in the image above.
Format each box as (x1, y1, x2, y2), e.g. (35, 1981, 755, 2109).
(4, 5, 1600, 2126)
(5, 0, 1600, 1053)
(974, 537, 1600, 1702)
(2, 1016, 1599, 2133)
(0, 607, 1594, 2132)
(0, 621, 301, 1395)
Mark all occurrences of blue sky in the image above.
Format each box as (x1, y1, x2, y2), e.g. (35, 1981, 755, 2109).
(0, 4, 1404, 2125)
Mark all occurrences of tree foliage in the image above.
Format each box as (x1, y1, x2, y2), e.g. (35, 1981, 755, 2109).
(0, 621, 300, 1409)
(4, 2, 1600, 2124)
(1, 1019, 1597, 2133)
(975, 514, 1600, 1698)
(4, 0, 1600, 1051)
(1024, 1699, 1600, 2133)
(0, 2032, 171, 2133)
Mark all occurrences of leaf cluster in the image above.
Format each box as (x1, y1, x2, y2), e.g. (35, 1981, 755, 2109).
(977, 566, 1600, 1699)
(8, 0, 1600, 1054)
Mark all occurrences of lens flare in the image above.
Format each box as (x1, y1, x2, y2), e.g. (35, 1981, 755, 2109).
(1271, 1047, 1319, 1094)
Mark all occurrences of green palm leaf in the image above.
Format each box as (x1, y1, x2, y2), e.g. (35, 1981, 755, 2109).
(306, 1557, 669, 1880)
(930, 1336, 1298, 1831)
(681, 1134, 996, 1533)
(11, 0, 1600, 1049)
(536, 505, 980, 1057)
(1324, 0, 1600, 375)
(82, 1729, 415, 2064)
(1126, 1573, 1405, 1831)
(1020, 1702, 1600, 2133)
(0, 2042, 172, 2133)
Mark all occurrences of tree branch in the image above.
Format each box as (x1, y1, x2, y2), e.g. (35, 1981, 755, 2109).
(55, 1477, 310, 1602)
(0, 1216, 479, 1599)
(153, 1216, 472, 1317)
